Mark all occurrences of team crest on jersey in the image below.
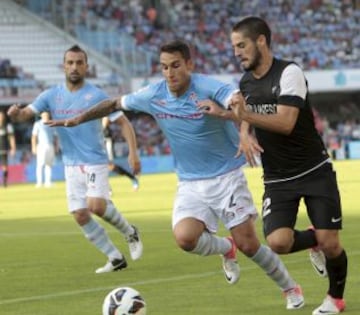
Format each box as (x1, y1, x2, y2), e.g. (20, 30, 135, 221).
(189, 92, 198, 103)
(271, 85, 280, 97)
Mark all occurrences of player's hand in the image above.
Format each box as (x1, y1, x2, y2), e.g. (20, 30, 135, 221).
(128, 153, 141, 175)
(7, 104, 21, 120)
(229, 92, 247, 121)
(45, 118, 78, 127)
(238, 133, 263, 167)
(197, 100, 229, 119)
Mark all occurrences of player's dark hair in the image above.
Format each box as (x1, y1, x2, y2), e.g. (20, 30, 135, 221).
(64, 44, 88, 62)
(232, 16, 271, 47)
(160, 40, 192, 61)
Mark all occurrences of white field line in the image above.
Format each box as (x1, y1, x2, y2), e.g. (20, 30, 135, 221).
(1, 251, 359, 306)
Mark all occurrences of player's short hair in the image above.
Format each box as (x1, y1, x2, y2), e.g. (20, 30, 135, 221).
(160, 40, 192, 61)
(64, 44, 88, 62)
(232, 16, 271, 47)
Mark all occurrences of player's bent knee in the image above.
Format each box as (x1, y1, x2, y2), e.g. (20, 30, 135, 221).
(266, 239, 292, 254)
(174, 236, 197, 252)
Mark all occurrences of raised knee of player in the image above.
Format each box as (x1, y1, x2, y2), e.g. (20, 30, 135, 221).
(266, 229, 293, 254)
(173, 219, 204, 252)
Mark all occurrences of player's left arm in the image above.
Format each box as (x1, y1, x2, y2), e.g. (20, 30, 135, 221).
(116, 114, 141, 175)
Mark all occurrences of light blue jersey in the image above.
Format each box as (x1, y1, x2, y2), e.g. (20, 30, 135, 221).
(30, 83, 109, 165)
(122, 73, 246, 180)
(32, 120, 56, 146)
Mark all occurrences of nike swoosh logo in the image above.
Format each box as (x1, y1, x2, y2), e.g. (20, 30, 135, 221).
(331, 217, 342, 223)
(313, 264, 326, 276)
(225, 274, 232, 282)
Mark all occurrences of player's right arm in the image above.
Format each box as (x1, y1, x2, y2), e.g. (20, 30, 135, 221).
(239, 121, 263, 167)
(48, 96, 123, 127)
(7, 104, 35, 123)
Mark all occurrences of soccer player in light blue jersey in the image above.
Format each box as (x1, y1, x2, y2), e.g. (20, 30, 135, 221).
(42, 40, 304, 309)
(31, 111, 58, 187)
(7, 45, 143, 274)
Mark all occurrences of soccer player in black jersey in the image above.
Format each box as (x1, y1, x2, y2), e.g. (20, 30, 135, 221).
(0, 110, 16, 187)
(199, 16, 348, 315)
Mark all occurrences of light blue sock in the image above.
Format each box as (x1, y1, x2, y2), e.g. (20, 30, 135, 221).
(102, 200, 134, 236)
(81, 217, 122, 260)
(251, 245, 296, 291)
(191, 231, 232, 256)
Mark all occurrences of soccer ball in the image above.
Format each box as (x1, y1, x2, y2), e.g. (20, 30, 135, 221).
(102, 287, 147, 315)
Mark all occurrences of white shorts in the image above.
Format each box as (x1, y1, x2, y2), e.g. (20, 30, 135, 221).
(64, 164, 110, 212)
(37, 145, 55, 166)
(172, 167, 258, 233)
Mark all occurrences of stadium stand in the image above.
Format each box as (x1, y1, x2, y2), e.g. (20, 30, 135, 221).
(21, 0, 360, 76)
(0, 0, 126, 98)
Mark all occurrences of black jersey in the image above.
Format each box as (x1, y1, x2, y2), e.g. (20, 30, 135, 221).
(239, 58, 329, 182)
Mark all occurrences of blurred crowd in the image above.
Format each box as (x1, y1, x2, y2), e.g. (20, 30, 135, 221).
(31, 0, 360, 75)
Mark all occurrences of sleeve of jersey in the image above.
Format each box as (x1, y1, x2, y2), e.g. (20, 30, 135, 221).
(121, 84, 155, 114)
(278, 64, 307, 108)
(29, 89, 52, 114)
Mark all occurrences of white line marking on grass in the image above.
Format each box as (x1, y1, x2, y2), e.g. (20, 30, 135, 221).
(0, 271, 219, 305)
(0, 252, 352, 305)
(1, 251, 358, 306)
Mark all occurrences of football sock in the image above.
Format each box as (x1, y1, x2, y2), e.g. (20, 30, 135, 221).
(112, 164, 136, 180)
(102, 200, 134, 236)
(290, 229, 318, 252)
(251, 244, 297, 291)
(44, 165, 52, 185)
(35, 164, 42, 185)
(81, 217, 122, 260)
(326, 249, 347, 298)
(191, 231, 232, 256)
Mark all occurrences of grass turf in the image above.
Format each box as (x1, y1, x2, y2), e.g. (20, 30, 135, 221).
(0, 160, 359, 315)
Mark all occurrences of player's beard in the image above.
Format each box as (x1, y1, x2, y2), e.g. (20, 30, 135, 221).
(243, 46, 262, 72)
(67, 74, 84, 85)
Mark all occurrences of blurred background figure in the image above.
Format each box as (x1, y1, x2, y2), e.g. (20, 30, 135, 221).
(0, 110, 16, 187)
(31, 111, 58, 187)
(103, 114, 140, 191)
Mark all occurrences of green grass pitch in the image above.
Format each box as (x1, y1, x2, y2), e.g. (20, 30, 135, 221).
(0, 160, 359, 315)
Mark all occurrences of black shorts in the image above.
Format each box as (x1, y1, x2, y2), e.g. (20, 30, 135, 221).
(262, 163, 342, 237)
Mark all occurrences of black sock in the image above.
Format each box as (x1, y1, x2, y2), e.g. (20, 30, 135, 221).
(290, 229, 318, 253)
(327, 249, 347, 299)
(112, 164, 135, 180)
(3, 170, 8, 187)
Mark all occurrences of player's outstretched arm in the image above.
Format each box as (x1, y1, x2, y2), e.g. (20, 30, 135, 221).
(47, 96, 123, 127)
(7, 104, 35, 123)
